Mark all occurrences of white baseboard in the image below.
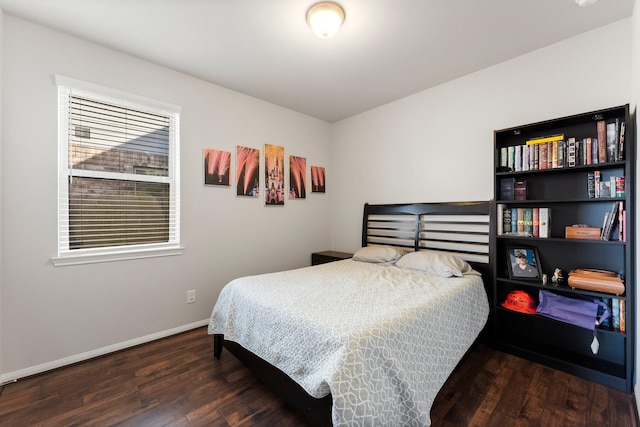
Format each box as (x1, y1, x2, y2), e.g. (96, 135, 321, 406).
(0, 319, 209, 385)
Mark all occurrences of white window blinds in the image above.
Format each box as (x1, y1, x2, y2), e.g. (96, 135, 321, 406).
(54, 76, 181, 265)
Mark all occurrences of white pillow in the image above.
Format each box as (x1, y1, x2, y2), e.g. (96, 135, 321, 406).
(395, 250, 472, 277)
(352, 245, 409, 264)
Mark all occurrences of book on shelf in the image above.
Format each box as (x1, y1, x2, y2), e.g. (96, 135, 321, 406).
(586, 138, 593, 165)
(606, 119, 619, 163)
(517, 207, 525, 233)
(618, 121, 626, 161)
(500, 147, 508, 168)
(514, 145, 522, 171)
(499, 204, 511, 236)
(522, 145, 529, 171)
(507, 146, 515, 170)
(597, 120, 607, 164)
(552, 140, 558, 168)
(539, 207, 550, 238)
(601, 202, 619, 241)
(547, 141, 553, 169)
(500, 178, 515, 200)
(526, 134, 564, 145)
(523, 208, 533, 236)
(514, 180, 527, 200)
(539, 143, 548, 169)
(612, 298, 620, 330)
(532, 207, 539, 238)
(594, 170, 601, 198)
(567, 137, 576, 167)
(587, 172, 596, 198)
(618, 201, 625, 242)
(615, 176, 625, 197)
(511, 207, 518, 234)
(620, 299, 625, 332)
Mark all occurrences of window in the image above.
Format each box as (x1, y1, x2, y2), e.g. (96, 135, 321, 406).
(53, 76, 182, 266)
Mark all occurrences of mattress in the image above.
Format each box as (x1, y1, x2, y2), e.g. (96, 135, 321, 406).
(208, 259, 489, 426)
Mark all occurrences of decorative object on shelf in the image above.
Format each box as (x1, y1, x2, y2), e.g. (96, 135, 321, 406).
(501, 290, 537, 314)
(568, 268, 625, 295)
(506, 247, 542, 280)
(565, 224, 601, 240)
(306, 2, 345, 39)
(551, 268, 564, 285)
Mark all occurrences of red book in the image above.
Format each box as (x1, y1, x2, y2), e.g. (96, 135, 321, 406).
(597, 120, 607, 164)
(532, 208, 539, 238)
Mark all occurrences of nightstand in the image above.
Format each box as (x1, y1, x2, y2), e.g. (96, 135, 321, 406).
(311, 251, 353, 266)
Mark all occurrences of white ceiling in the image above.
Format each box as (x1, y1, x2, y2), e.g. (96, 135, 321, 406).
(0, 0, 634, 122)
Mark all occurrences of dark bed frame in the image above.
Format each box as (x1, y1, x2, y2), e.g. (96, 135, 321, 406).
(213, 201, 493, 426)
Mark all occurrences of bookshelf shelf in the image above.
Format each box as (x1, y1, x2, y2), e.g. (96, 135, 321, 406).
(492, 104, 634, 393)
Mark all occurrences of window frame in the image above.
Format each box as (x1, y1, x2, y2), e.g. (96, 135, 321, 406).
(52, 75, 182, 266)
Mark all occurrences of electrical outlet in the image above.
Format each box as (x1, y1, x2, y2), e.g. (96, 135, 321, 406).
(187, 290, 196, 304)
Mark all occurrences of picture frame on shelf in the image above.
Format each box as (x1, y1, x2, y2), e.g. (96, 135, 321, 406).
(507, 246, 542, 280)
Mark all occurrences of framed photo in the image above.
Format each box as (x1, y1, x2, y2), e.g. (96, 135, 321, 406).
(507, 247, 542, 280)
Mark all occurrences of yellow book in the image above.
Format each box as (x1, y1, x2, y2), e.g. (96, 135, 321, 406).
(526, 134, 565, 145)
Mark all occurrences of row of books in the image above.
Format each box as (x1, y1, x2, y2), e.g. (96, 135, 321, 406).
(588, 171, 625, 198)
(497, 205, 550, 238)
(499, 118, 625, 172)
(598, 297, 626, 332)
(499, 178, 527, 201)
(601, 201, 626, 242)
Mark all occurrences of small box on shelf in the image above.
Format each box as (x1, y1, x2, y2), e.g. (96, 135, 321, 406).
(565, 226, 601, 240)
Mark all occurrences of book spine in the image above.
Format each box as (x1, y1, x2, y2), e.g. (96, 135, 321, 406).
(539, 143, 548, 169)
(523, 208, 533, 236)
(557, 140, 565, 168)
(497, 204, 504, 235)
(620, 299, 625, 332)
(597, 120, 607, 163)
(539, 208, 550, 238)
(503, 206, 512, 235)
(586, 138, 592, 165)
(507, 146, 515, 170)
(514, 145, 522, 171)
(532, 207, 539, 238)
(606, 119, 618, 163)
(616, 176, 625, 197)
(522, 145, 529, 171)
(618, 121, 625, 161)
(511, 208, 518, 234)
(600, 298, 611, 327)
(517, 207, 524, 233)
(612, 298, 620, 330)
(609, 176, 616, 198)
(594, 170, 601, 198)
(500, 147, 508, 168)
(567, 137, 576, 167)
(587, 172, 595, 198)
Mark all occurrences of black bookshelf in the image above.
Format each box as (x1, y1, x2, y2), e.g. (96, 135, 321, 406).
(492, 105, 635, 393)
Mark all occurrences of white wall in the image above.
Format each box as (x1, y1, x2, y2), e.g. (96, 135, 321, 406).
(331, 19, 633, 253)
(0, 10, 4, 381)
(0, 15, 332, 379)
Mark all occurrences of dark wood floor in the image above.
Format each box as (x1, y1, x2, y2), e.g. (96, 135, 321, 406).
(0, 326, 637, 426)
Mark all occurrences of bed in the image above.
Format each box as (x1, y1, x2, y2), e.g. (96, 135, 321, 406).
(208, 201, 493, 426)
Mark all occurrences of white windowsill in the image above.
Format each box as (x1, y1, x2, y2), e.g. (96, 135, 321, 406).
(51, 246, 184, 266)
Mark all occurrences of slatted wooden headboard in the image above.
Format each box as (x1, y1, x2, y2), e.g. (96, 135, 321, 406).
(361, 201, 493, 280)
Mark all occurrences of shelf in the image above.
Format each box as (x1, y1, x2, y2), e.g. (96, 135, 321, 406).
(492, 104, 634, 393)
(496, 277, 627, 300)
(496, 160, 626, 177)
(497, 235, 625, 245)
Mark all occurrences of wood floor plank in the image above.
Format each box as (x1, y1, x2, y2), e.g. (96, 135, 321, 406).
(0, 327, 637, 427)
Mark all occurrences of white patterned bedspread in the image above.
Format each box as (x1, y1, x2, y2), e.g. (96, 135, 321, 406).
(208, 259, 489, 426)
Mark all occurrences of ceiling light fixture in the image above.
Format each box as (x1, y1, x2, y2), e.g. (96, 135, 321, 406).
(575, 0, 598, 6)
(307, 2, 345, 39)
